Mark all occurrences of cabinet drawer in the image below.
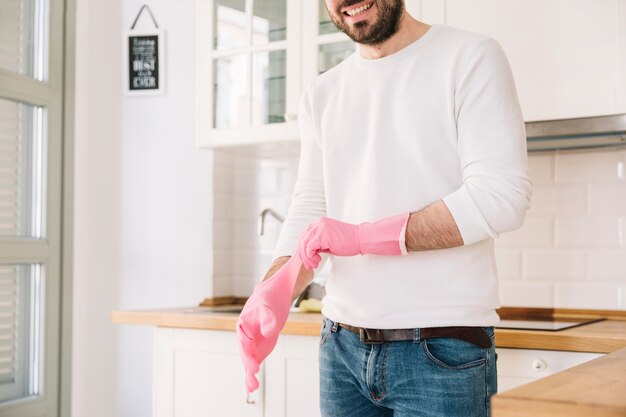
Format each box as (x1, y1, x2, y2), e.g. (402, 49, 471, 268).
(496, 348, 601, 380)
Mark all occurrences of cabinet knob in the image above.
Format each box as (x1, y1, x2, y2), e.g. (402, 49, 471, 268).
(246, 392, 256, 405)
(284, 112, 298, 122)
(532, 359, 547, 371)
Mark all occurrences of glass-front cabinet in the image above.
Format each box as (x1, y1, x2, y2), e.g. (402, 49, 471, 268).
(196, 0, 355, 148)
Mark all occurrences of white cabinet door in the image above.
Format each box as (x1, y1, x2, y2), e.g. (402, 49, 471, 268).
(154, 328, 263, 417)
(446, 0, 621, 121)
(265, 334, 321, 417)
(495, 348, 602, 392)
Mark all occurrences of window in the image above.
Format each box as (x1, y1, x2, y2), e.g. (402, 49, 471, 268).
(0, 0, 66, 415)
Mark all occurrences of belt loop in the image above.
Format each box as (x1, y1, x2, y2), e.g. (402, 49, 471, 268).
(413, 328, 420, 343)
(331, 321, 338, 333)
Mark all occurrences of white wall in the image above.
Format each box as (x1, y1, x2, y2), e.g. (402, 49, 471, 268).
(73, 1, 213, 416)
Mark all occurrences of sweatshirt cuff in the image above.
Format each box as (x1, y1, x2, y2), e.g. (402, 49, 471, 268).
(442, 187, 495, 246)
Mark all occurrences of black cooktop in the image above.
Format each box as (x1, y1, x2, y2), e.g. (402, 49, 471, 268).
(495, 318, 605, 331)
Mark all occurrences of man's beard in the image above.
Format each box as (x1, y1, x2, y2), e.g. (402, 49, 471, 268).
(329, 0, 403, 46)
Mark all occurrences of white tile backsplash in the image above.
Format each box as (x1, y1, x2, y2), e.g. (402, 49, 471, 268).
(498, 281, 554, 307)
(232, 249, 260, 276)
(234, 168, 258, 195)
(232, 275, 257, 297)
(587, 250, 626, 281)
(213, 221, 233, 249)
(213, 192, 233, 221)
(526, 184, 586, 216)
(212, 274, 233, 297)
(212, 249, 232, 276)
(527, 153, 554, 184)
(555, 217, 621, 247)
(233, 221, 259, 249)
(496, 217, 553, 248)
(232, 194, 261, 221)
(554, 283, 622, 310)
(213, 147, 626, 310)
(588, 184, 626, 215)
(493, 249, 523, 280)
(213, 167, 233, 193)
(555, 148, 625, 183)
(523, 249, 586, 281)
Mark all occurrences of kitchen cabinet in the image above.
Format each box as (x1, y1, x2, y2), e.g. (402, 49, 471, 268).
(151, 326, 604, 417)
(195, 0, 302, 147)
(440, 0, 624, 121)
(152, 327, 320, 417)
(196, 0, 626, 148)
(495, 348, 601, 392)
(153, 328, 264, 417)
(196, 0, 426, 148)
(195, 0, 360, 148)
(264, 334, 321, 417)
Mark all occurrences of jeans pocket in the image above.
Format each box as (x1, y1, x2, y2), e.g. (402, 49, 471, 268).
(422, 336, 487, 370)
(320, 317, 333, 346)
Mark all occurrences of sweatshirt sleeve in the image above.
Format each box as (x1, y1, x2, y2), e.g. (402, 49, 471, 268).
(272, 86, 327, 258)
(442, 38, 532, 246)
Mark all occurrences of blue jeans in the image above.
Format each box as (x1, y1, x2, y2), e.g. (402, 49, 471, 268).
(319, 317, 497, 417)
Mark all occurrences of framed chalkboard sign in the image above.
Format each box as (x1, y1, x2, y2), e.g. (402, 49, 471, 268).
(124, 30, 166, 96)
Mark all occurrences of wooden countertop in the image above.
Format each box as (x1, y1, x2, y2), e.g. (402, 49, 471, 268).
(492, 347, 626, 417)
(111, 307, 626, 353)
(112, 306, 626, 416)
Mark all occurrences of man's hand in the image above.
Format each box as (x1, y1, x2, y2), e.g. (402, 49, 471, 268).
(237, 255, 303, 392)
(297, 218, 361, 270)
(297, 213, 410, 270)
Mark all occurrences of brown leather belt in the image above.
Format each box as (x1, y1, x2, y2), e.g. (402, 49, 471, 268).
(338, 323, 492, 349)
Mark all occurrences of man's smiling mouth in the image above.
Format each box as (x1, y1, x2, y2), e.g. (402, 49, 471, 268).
(344, 2, 373, 17)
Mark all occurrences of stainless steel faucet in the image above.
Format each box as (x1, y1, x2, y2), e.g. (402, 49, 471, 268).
(258, 208, 285, 235)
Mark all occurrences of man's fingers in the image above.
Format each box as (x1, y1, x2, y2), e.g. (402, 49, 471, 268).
(245, 370, 260, 392)
(258, 305, 277, 337)
(297, 229, 317, 271)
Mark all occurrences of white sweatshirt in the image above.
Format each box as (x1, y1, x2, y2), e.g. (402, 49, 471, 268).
(273, 24, 532, 329)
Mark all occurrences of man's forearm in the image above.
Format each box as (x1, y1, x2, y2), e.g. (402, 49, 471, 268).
(405, 199, 464, 251)
(263, 256, 314, 302)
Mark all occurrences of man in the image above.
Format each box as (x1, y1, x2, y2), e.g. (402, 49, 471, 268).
(264, 1, 531, 416)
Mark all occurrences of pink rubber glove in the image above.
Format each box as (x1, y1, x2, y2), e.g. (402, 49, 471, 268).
(236, 255, 303, 392)
(297, 213, 410, 270)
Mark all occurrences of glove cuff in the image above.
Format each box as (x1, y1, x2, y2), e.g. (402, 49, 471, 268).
(358, 213, 410, 256)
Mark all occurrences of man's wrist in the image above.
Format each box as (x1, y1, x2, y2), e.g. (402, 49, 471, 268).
(263, 256, 291, 281)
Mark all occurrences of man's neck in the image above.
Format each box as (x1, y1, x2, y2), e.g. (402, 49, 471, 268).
(359, 14, 431, 60)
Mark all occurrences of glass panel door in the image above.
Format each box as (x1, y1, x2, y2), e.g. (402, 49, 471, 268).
(213, 54, 249, 129)
(319, 0, 339, 35)
(252, 50, 286, 125)
(213, 0, 247, 50)
(318, 41, 355, 74)
(211, 0, 292, 131)
(252, 0, 287, 44)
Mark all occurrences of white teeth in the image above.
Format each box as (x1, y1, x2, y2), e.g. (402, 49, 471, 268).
(346, 3, 372, 16)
